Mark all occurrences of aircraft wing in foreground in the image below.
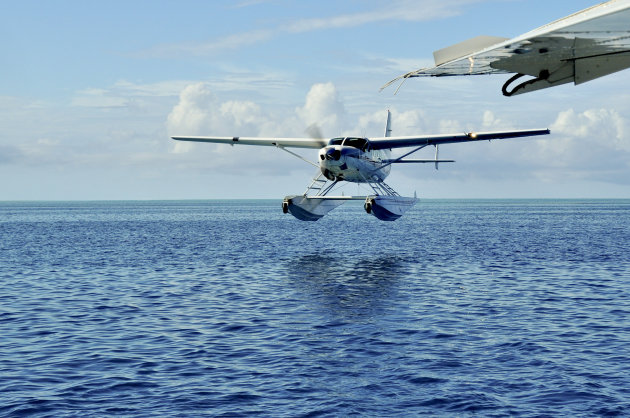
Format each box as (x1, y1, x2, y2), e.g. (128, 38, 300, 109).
(384, 0, 630, 96)
(173, 111, 549, 221)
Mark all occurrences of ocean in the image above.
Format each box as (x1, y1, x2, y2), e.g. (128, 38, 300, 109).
(1, 199, 629, 416)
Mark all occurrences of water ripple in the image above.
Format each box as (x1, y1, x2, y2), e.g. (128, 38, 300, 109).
(0, 200, 629, 416)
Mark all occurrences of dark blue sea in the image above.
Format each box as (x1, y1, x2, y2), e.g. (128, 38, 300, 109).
(1, 200, 629, 417)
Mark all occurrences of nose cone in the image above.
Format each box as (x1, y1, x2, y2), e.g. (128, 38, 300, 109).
(320, 146, 360, 162)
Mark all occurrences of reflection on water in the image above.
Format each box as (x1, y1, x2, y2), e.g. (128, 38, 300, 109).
(286, 254, 410, 320)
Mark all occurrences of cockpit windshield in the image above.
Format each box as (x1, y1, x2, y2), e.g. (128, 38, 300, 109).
(327, 137, 370, 151)
(343, 137, 368, 150)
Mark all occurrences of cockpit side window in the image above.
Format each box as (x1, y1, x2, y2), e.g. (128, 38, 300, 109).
(328, 138, 344, 146)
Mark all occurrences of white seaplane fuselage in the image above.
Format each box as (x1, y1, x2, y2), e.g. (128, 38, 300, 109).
(318, 137, 390, 183)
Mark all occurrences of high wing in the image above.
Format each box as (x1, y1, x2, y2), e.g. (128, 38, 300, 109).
(368, 128, 550, 150)
(171, 136, 327, 149)
(383, 0, 630, 96)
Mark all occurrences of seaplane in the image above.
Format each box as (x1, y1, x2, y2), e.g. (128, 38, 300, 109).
(172, 111, 549, 221)
(384, 0, 630, 96)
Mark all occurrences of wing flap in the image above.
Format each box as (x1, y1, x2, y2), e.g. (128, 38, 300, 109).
(433, 36, 508, 66)
(575, 51, 630, 84)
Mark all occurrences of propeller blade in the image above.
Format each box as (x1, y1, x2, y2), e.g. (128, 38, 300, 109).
(305, 123, 324, 140)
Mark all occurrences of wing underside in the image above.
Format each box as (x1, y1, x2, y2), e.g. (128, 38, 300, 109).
(171, 136, 327, 149)
(173, 129, 550, 151)
(368, 128, 550, 150)
(385, 0, 630, 96)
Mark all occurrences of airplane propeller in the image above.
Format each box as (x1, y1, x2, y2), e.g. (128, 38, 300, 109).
(305, 123, 324, 140)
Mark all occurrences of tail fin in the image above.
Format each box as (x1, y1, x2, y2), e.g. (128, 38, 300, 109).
(385, 110, 392, 137)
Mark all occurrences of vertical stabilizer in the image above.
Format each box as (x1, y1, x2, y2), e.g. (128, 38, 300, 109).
(385, 110, 392, 137)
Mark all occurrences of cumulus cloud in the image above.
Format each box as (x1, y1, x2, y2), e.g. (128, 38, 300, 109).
(167, 83, 218, 136)
(481, 110, 510, 130)
(166, 82, 283, 138)
(165, 82, 630, 186)
(166, 82, 350, 174)
(509, 108, 630, 184)
(168, 81, 348, 140)
(541, 108, 629, 167)
(296, 83, 346, 136)
(550, 108, 628, 151)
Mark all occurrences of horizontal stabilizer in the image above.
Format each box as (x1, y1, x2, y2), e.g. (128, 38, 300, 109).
(386, 159, 455, 164)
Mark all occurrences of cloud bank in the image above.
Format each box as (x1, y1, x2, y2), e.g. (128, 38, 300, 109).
(166, 81, 630, 187)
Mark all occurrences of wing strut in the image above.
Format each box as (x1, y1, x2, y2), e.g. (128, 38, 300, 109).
(275, 144, 319, 168)
(371, 144, 429, 173)
(435, 145, 439, 170)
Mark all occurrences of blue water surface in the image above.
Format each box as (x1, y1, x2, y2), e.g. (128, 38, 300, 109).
(1, 199, 629, 416)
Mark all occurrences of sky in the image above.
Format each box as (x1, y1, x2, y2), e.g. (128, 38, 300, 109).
(2, 0, 629, 200)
